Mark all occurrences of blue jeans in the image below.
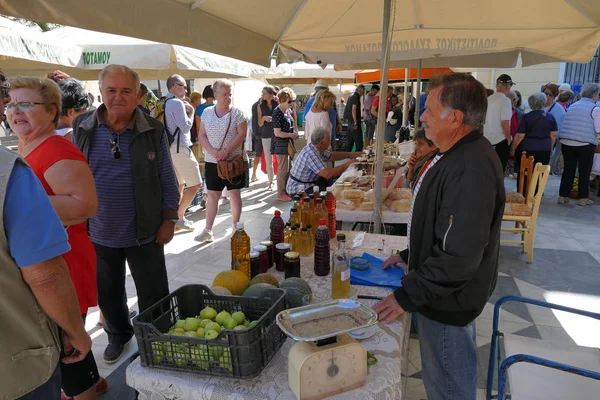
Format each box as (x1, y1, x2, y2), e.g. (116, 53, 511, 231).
(418, 313, 477, 400)
(17, 364, 61, 400)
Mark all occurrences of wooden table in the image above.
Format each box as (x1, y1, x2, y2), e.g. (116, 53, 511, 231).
(126, 233, 410, 400)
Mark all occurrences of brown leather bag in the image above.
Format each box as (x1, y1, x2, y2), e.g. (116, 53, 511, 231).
(216, 112, 245, 183)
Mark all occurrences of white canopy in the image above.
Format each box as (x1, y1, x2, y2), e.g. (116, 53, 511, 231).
(266, 62, 357, 86)
(41, 27, 273, 80)
(0, 16, 81, 75)
(1, 1, 598, 68)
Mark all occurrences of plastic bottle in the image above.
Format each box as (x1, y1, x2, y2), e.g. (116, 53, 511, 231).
(293, 195, 302, 212)
(270, 210, 285, 246)
(289, 208, 299, 227)
(231, 222, 251, 279)
(283, 223, 292, 244)
(308, 193, 315, 213)
(324, 190, 337, 239)
(301, 197, 312, 229)
(314, 219, 331, 276)
(290, 225, 299, 252)
(313, 198, 328, 232)
(331, 233, 350, 299)
(306, 224, 315, 251)
(300, 228, 311, 257)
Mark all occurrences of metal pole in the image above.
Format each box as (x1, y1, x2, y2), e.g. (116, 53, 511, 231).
(414, 59, 422, 129)
(402, 67, 409, 125)
(373, 0, 392, 234)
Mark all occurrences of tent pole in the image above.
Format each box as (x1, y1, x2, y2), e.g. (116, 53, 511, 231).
(414, 59, 422, 129)
(402, 67, 409, 125)
(373, 0, 392, 234)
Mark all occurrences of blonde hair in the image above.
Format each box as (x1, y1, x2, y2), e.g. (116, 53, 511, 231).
(98, 64, 140, 91)
(314, 89, 336, 110)
(190, 92, 202, 104)
(213, 79, 233, 94)
(9, 76, 61, 125)
(277, 87, 296, 104)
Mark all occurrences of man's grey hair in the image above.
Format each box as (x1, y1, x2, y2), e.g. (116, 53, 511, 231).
(580, 83, 600, 99)
(528, 92, 546, 111)
(311, 126, 330, 145)
(213, 78, 233, 93)
(98, 64, 140, 91)
(426, 73, 488, 130)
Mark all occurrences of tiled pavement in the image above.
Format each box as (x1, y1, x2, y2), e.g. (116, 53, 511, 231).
(95, 173, 600, 399)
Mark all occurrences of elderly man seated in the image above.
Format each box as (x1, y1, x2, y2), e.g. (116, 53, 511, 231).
(287, 126, 363, 195)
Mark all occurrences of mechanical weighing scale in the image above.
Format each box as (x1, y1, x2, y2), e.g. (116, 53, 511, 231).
(276, 299, 378, 400)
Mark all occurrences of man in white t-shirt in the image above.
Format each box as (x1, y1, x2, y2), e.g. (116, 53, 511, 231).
(483, 74, 514, 172)
(164, 74, 202, 232)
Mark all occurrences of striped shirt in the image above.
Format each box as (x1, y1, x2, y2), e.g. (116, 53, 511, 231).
(80, 117, 180, 248)
(407, 153, 443, 251)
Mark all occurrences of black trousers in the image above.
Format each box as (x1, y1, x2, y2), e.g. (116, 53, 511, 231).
(346, 124, 363, 152)
(94, 241, 170, 345)
(514, 149, 551, 174)
(559, 143, 596, 198)
(494, 139, 510, 173)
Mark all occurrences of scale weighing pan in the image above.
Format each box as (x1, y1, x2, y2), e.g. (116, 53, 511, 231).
(276, 299, 378, 342)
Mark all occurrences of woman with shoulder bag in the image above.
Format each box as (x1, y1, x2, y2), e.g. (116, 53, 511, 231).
(195, 79, 248, 243)
(271, 87, 299, 201)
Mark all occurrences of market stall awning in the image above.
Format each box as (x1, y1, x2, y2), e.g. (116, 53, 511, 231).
(41, 26, 272, 80)
(1, 1, 598, 68)
(266, 62, 357, 86)
(0, 16, 81, 75)
(355, 67, 453, 84)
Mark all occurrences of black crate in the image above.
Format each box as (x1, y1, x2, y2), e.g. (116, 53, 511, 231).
(133, 284, 287, 379)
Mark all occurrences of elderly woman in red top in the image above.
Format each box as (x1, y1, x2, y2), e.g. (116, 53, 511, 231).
(9, 76, 102, 400)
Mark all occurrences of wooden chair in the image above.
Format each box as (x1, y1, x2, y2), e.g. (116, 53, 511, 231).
(505, 152, 534, 204)
(501, 163, 550, 263)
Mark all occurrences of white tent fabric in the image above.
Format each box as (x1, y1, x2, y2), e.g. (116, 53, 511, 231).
(0, 1, 598, 68)
(41, 27, 273, 80)
(266, 62, 357, 85)
(0, 16, 81, 74)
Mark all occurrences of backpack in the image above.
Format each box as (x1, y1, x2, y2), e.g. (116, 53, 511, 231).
(154, 97, 181, 151)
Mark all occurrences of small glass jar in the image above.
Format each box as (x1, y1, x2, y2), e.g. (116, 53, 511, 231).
(284, 251, 301, 279)
(275, 242, 291, 272)
(250, 250, 260, 279)
(260, 240, 274, 268)
(253, 245, 269, 273)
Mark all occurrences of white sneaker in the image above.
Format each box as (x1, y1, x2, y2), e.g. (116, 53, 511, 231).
(194, 229, 214, 243)
(557, 197, 570, 204)
(578, 198, 594, 206)
(175, 218, 195, 231)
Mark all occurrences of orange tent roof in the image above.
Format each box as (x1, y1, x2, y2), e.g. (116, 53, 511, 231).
(355, 68, 453, 84)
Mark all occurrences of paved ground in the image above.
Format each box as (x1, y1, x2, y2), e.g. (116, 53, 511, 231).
(94, 172, 600, 400)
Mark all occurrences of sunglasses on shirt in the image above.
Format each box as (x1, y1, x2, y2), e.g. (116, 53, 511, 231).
(110, 132, 121, 159)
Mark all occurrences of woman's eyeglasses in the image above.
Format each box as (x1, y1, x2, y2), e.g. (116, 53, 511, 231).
(5, 102, 44, 113)
(110, 132, 121, 159)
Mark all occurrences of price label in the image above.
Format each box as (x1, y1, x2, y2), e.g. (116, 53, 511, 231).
(341, 269, 350, 281)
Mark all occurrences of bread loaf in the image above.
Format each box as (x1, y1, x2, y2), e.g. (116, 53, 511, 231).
(337, 199, 356, 210)
(365, 189, 375, 202)
(342, 189, 365, 200)
(389, 188, 412, 201)
(359, 202, 375, 211)
(390, 199, 411, 213)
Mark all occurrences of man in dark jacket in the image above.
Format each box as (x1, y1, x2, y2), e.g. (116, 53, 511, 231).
(344, 84, 365, 151)
(374, 73, 505, 400)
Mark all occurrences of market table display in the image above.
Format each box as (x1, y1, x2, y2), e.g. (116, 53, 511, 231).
(126, 233, 410, 400)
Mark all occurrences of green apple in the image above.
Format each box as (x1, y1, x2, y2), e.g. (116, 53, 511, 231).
(171, 329, 185, 337)
(231, 312, 245, 325)
(196, 327, 205, 338)
(243, 320, 250, 327)
(218, 348, 232, 372)
(175, 320, 186, 329)
(166, 343, 188, 366)
(200, 307, 217, 320)
(184, 317, 201, 332)
(190, 345, 210, 369)
(200, 319, 213, 328)
(215, 311, 231, 325)
(167, 329, 176, 335)
(222, 317, 238, 330)
(174, 328, 185, 334)
(184, 331, 198, 338)
(249, 320, 258, 327)
(234, 325, 246, 331)
(205, 330, 219, 340)
(151, 342, 165, 364)
(204, 322, 221, 333)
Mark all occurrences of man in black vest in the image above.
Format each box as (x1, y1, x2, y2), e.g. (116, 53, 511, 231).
(72, 64, 180, 364)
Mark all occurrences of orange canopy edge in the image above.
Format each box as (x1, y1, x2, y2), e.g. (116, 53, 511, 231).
(355, 68, 454, 84)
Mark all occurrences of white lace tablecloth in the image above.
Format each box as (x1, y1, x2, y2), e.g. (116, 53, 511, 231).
(336, 209, 409, 225)
(127, 233, 410, 400)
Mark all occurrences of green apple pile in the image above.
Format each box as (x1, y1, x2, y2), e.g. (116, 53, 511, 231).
(151, 306, 258, 370)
